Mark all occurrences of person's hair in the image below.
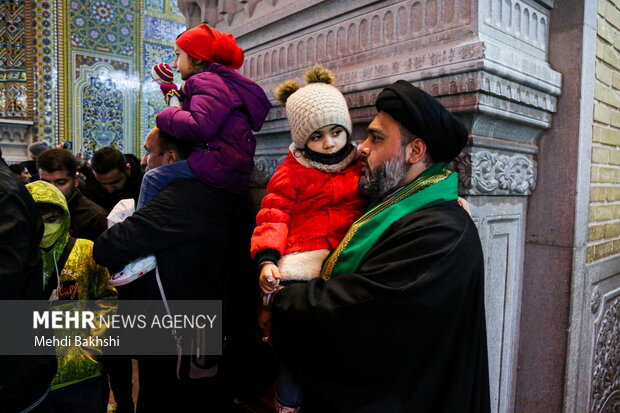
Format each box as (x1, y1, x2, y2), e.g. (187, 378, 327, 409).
(92, 147, 128, 174)
(124, 153, 142, 177)
(157, 129, 192, 160)
(398, 124, 434, 166)
(38, 149, 78, 177)
(9, 163, 27, 175)
(188, 55, 210, 74)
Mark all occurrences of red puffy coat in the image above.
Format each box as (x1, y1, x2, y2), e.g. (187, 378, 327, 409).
(251, 151, 365, 280)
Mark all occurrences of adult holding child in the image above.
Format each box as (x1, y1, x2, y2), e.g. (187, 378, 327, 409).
(251, 65, 366, 412)
(107, 22, 271, 288)
(94, 128, 263, 412)
(269, 80, 491, 412)
(139, 23, 271, 207)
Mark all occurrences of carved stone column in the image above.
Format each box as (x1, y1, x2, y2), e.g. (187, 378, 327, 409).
(177, 1, 561, 412)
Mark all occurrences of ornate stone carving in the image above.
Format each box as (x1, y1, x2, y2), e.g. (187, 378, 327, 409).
(0, 83, 28, 118)
(415, 71, 557, 112)
(482, 0, 549, 54)
(0, 123, 31, 144)
(0, 122, 32, 162)
(592, 287, 602, 315)
(454, 150, 536, 195)
(240, 0, 473, 81)
(591, 297, 620, 413)
(251, 155, 285, 186)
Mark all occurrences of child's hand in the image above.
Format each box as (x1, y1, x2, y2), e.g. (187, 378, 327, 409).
(259, 263, 280, 295)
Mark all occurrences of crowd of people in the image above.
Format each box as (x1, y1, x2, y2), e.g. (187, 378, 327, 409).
(1, 22, 490, 413)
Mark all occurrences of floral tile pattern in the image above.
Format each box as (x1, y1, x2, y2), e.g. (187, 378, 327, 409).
(0, 0, 28, 118)
(21, 0, 185, 155)
(68, 0, 137, 57)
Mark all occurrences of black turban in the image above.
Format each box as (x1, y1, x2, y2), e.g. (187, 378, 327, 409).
(376, 80, 468, 163)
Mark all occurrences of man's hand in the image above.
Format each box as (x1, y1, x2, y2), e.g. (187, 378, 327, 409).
(259, 263, 281, 295)
(457, 197, 472, 217)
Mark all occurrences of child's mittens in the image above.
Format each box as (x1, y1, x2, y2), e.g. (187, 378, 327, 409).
(151, 63, 179, 104)
(165, 89, 181, 107)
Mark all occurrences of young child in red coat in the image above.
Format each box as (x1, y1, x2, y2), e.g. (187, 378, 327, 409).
(250, 65, 366, 413)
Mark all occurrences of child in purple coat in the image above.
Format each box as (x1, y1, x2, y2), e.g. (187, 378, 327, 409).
(111, 24, 270, 286)
(138, 23, 271, 207)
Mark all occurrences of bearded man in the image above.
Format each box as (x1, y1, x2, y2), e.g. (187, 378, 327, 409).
(270, 80, 490, 413)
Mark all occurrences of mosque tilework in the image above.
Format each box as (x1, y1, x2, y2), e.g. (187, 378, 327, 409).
(33, 0, 58, 142)
(142, 41, 179, 141)
(146, 0, 165, 14)
(68, 0, 137, 57)
(73, 54, 134, 158)
(81, 68, 125, 153)
(1, 84, 28, 117)
(0, 0, 28, 118)
(28, 1, 185, 156)
(0, 0, 26, 72)
(66, 0, 140, 156)
(169, 0, 184, 18)
(144, 15, 186, 43)
(140, 8, 184, 152)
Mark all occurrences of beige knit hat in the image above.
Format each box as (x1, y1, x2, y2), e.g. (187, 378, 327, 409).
(274, 65, 352, 149)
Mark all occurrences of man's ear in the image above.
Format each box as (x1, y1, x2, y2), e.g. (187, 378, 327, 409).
(166, 150, 179, 164)
(406, 138, 428, 165)
(125, 163, 131, 176)
(73, 174, 80, 188)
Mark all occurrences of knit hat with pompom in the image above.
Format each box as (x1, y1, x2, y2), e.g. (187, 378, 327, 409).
(274, 64, 352, 149)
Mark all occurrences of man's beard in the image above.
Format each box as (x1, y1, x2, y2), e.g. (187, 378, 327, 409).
(359, 148, 410, 199)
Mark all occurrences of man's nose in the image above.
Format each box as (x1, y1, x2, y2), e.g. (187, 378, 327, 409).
(359, 138, 371, 156)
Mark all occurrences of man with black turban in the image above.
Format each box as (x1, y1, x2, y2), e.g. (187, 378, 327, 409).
(270, 80, 490, 412)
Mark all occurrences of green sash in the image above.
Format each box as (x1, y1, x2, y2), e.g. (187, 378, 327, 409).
(321, 163, 458, 279)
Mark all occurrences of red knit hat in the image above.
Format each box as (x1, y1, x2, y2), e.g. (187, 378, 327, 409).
(176, 24, 244, 69)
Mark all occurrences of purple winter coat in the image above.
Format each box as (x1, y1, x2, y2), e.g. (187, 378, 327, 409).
(156, 63, 271, 194)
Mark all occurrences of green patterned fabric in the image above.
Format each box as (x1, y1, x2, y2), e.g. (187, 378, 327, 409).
(48, 238, 117, 389)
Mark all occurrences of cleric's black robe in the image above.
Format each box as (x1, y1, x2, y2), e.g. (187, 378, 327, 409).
(271, 201, 490, 413)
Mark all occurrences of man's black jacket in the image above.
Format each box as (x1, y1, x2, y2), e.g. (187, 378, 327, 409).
(67, 189, 108, 241)
(93, 178, 269, 390)
(272, 201, 490, 413)
(94, 178, 246, 301)
(0, 160, 57, 412)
